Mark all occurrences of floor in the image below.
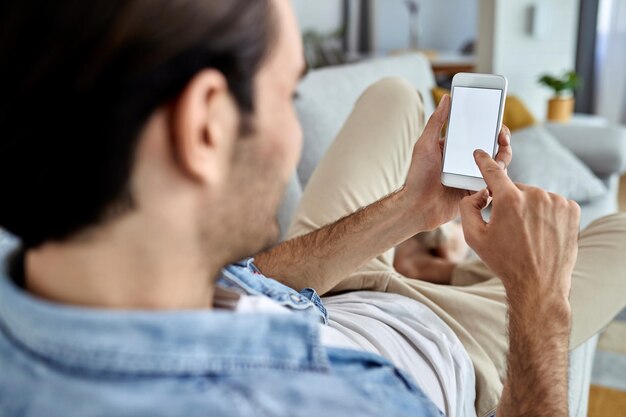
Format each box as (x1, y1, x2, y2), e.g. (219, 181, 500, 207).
(587, 176, 626, 417)
(589, 386, 626, 416)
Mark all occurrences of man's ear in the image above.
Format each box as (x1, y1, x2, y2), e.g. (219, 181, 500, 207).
(170, 69, 240, 185)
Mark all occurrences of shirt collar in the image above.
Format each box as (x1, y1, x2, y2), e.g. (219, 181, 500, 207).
(0, 244, 329, 376)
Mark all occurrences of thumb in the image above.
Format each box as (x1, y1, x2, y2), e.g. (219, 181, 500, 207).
(422, 94, 450, 141)
(460, 189, 489, 247)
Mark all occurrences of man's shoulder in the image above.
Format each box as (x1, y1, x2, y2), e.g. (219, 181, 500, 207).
(0, 246, 441, 417)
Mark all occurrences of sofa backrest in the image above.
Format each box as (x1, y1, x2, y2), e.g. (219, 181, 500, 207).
(277, 53, 436, 239)
(295, 53, 436, 188)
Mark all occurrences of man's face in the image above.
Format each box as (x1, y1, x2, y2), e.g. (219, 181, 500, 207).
(214, 0, 305, 260)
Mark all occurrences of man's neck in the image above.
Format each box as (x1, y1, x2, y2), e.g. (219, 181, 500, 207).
(24, 213, 218, 310)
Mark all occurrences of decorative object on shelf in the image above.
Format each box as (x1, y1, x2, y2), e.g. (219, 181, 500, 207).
(405, 0, 421, 49)
(302, 28, 346, 69)
(538, 71, 582, 122)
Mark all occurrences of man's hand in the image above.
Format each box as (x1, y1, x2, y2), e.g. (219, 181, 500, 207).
(256, 96, 513, 296)
(460, 150, 580, 306)
(403, 95, 512, 231)
(460, 150, 581, 417)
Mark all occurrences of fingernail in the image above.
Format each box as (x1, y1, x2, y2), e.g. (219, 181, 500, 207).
(497, 160, 506, 170)
(474, 149, 486, 158)
(505, 133, 511, 144)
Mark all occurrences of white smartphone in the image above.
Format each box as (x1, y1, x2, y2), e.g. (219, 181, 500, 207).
(440, 73, 508, 191)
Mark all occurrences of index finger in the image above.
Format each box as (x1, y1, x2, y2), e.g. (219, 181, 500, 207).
(473, 149, 516, 195)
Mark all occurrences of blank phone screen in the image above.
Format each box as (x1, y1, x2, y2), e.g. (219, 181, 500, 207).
(442, 86, 503, 178)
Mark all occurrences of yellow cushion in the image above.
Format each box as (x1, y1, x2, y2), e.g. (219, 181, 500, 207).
(502, 95, 537, 132)
(431, 87, 536, 132)
(431, 87, 449, 109)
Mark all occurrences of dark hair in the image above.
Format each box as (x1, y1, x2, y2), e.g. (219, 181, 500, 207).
(0, 0, 276, 248)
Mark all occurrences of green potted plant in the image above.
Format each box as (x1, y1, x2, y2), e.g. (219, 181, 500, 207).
(538, 71, 582, 122)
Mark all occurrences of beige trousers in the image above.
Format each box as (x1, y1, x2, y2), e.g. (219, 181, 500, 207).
(286, 78, 626, 417)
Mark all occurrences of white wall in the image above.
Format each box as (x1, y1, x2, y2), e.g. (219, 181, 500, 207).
(292, 0, 342, 33)
(478, 0, 581, 119)
(373, 0, 477, 53)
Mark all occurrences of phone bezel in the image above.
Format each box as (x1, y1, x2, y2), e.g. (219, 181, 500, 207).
(440, 73, 508, 191)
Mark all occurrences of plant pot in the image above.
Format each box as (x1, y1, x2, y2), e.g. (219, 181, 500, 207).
(547, 96, 575, 122)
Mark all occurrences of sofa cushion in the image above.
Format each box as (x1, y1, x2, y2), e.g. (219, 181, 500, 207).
(508, 125, 608, 203)
(295, 54, 436, 188)
(545, 122, 626, 177)
(277, 174, 303, 241)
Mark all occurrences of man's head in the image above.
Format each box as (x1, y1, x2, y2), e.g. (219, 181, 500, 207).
(0, 0, 304, 265)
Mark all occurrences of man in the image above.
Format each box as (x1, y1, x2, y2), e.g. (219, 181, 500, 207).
(1, 1, 625, 417)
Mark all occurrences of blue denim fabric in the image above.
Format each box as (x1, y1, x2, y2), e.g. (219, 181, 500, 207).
(0, 241, 443, 417)
(219, 258, 328, 323)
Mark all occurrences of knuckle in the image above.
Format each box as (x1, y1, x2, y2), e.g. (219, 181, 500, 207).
(497, 149, 512, 164)
(529, 188, 550, 203)
(569, 200, 581, 217)
(502, 189, 522, 205)
(483, 163, 501, 175)
(549, 193, 568, 207)
(483, 166, 497, 175)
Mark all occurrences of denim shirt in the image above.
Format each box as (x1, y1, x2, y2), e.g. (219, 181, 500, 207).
(219, 258, 329, 323)
(0, 237, 443, 417)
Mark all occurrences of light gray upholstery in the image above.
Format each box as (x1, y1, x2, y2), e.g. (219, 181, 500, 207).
(294, 54, 436, 189)
(508, 125, 608, 203)
(546, 122, 626, 230)
(579, 176, 620, 229)
(288, 53, 626, 417)
(546, 123, 626, 177)
(568, 334, 600, 417)
(278, 53, 438, 238)
(277, 174, 302, 238)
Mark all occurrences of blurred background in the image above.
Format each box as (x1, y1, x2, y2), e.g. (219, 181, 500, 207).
(294, 0, 625, 125)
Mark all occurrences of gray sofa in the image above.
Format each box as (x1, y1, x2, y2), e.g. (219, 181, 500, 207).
(281, 53, 626, 417)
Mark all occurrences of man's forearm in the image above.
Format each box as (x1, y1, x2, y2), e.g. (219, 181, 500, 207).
(497, 293, 572, 417)
(254, 187, 425, 295)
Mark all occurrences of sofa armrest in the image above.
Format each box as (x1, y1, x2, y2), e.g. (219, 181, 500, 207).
(544, 123, 626, 177)
(568, 334, 599, 417)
